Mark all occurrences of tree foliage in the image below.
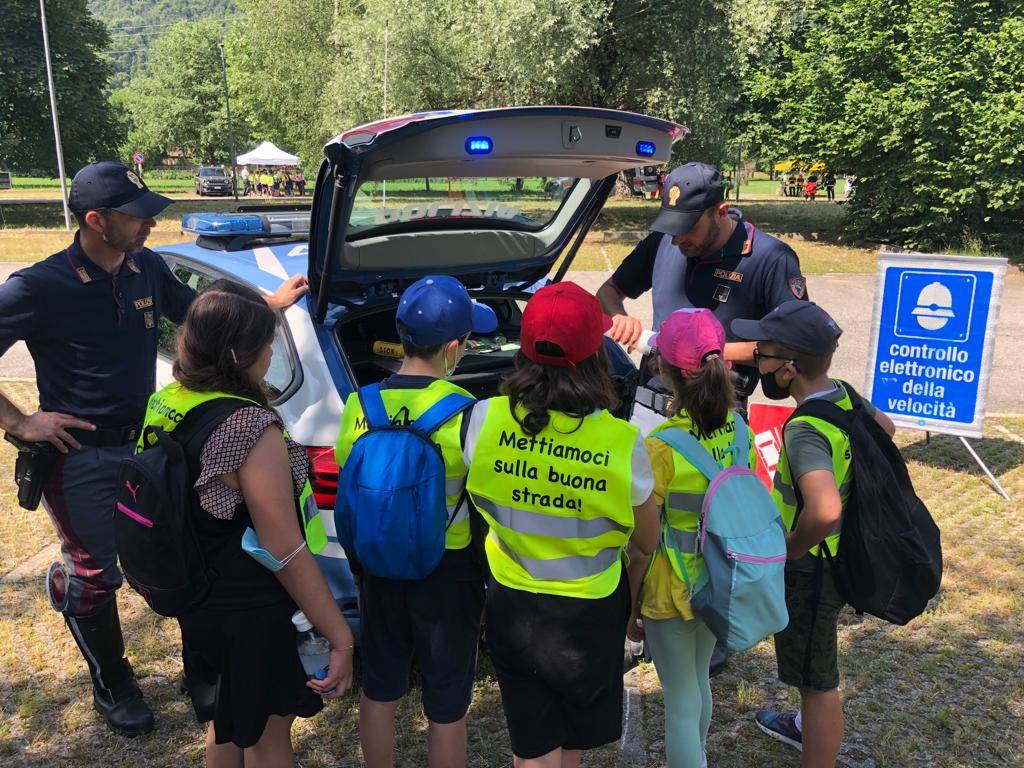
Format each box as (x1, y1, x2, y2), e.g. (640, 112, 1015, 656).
(116, 19, 250, 164)
(325, 0, 741, 166)
(1, 0, 120, 175)
(227, 0, 340, 167)
(748, 0, 1024, 251)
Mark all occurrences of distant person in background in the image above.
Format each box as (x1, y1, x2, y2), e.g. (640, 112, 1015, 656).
(805, 177, 817, 202)
(788, 173, 798, 198)
(261, 170, 272, 197)
(273, 171, 282, 197)
(284, 171, 294, 197)
(241, 167, 251, 196)
(778, 173, 789, 197)
(294, 169, 306, 196)
(795, 172, 805, 199)
(823, 172, 836, 202)
(845, 175, 856, 199)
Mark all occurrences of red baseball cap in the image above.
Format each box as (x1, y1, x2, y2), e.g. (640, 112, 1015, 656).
(650, 308, 729, 373)
(520, 282, 612, 368)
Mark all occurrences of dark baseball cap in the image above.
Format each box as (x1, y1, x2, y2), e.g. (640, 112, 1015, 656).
(650, 162, 726, 236)
(731, 301, 843, 356)
(68, 161, 173, 219)
(396, 275, 497, 345)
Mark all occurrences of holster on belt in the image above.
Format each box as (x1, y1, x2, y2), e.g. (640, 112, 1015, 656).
(3, 433, 61, 510)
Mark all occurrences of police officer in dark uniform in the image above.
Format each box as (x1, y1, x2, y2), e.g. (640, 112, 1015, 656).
(599, 162, 808, 678)
(0, 162, 307, 735)
(599, 162, 809, 412)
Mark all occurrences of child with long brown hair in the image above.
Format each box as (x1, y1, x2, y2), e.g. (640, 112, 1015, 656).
(149, 279, 354, 767)
(463, 282, 660, 768)
(626, 308, 757, 768)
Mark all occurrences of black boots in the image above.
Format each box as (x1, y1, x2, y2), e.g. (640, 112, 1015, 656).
(65, 599, 155, 736)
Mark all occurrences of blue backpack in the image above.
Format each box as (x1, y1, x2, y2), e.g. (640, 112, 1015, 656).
(655, 412, 789, 653)
(335, 383, 474, 580)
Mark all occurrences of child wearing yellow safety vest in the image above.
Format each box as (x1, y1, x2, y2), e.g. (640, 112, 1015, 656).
(147, 281, 354, 763)
(731, 301, 894, 766)
(334, 275, 497, 767)
(624, 308, 756, 768)
(463, 282, 660, 767)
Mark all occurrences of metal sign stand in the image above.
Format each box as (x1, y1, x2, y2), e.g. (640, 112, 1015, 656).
(865, 251, 1010, 501)
(959, 436, 1010, 500)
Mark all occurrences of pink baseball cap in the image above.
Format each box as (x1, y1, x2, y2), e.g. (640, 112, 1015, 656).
(650, 308, 729, 372)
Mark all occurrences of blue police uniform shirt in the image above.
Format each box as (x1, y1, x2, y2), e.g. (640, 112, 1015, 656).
(0, 234, 196, 428)
(610, 209, 807, 395)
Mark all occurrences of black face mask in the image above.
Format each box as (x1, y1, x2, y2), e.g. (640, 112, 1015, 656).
(760, 365, 792, 400)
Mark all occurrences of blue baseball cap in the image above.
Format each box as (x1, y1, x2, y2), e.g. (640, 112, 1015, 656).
(68, 161, 173, 219)
(396, 275, 498, 345)
(650, 162, 726, 236)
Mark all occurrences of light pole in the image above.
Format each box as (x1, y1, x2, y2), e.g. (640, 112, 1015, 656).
(39, 0, 71, 229)
(218, 42, 239, 201)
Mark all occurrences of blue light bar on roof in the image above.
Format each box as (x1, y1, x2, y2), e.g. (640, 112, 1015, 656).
(182, 211, 311, 237)
(636, 140, 656, 157)
(465, 136, 493, 155)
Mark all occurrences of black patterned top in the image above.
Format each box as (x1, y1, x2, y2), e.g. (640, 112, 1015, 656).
(195, 406, 309, 519)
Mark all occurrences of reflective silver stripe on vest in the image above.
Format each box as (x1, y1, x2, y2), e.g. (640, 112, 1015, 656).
(667, 527, 699, 554)
(773, 477, 797, 507)
(474, 497, 629, 539)
(448, 502, 469, 526)
(667, 491, 704, 513)
(445, 477, 465, 498)
(493, 534, 621, 581)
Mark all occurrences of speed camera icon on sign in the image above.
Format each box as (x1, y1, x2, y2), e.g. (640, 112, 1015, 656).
(894, 270, 975, 343)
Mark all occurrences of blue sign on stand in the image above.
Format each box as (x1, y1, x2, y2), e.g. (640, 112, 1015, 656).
(866, 253, 1007, 437)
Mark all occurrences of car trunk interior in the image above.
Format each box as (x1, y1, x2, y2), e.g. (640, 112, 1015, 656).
(333, 293, 527, 398)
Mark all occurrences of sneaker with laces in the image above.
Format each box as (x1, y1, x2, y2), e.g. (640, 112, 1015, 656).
(754, 710, 803, 751)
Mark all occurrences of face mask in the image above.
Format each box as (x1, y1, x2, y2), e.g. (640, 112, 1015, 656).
(241, 527, 306, 571)
(760, 365, 792, 400)
(443, 344, 460, 379)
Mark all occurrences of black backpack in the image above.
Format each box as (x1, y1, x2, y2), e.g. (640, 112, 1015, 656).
(114, 399, 245, 617)
(788, 382, 942, 625)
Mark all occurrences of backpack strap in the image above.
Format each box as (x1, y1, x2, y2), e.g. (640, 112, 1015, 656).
(654, 426, 722, 481)
(731, 410, 750, 469)
(357, 383, 392, 430)
(409, 393, 476, 437)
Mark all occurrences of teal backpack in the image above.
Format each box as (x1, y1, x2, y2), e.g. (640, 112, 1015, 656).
(655, 412, 789, 653)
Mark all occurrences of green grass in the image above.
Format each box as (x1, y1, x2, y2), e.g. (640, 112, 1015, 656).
(1, 379, 1021, 767)
(6, 174, 195, 193)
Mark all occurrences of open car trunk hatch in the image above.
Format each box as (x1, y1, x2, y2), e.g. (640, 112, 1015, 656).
(308, 107, 684, 317)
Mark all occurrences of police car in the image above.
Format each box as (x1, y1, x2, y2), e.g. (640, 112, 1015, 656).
(155, 107, 685, 633)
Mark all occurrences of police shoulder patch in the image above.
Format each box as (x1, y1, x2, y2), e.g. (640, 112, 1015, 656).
(788, 276, 807, 299)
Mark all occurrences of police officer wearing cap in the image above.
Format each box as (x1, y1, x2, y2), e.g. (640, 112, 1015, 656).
(598, 162, 809, 411)
(0, 161, 307, 735)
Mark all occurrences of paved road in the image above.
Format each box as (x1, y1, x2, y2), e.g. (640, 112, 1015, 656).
(1, 263, 1021, 413)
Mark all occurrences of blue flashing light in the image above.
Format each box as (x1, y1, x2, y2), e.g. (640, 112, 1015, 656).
(636, 140, 657, 157)
(182, 211, 311, 237)
(465, 136, 493, 155)
(182, 213, 264, 235)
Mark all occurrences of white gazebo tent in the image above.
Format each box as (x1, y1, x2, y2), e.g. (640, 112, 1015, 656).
(236, 141, 299, 166)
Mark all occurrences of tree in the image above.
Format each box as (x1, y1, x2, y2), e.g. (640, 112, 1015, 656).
(747, 0, 1024, 252)
(116, 19, 249, 164)
(227, 0, 340, 168)
(323, 0, 741, 167)
(0, 0, 121, 175)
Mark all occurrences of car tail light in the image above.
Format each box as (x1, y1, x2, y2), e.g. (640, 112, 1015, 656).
(305, 447, 339, 508)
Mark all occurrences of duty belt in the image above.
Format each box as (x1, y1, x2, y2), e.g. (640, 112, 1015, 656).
(68, 425, 140, 447)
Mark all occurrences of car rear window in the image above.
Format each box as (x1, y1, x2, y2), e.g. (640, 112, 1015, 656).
(347, 176, 581, 237)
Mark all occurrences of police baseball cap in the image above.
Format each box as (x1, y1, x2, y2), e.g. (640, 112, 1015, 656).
(68, 161, 173, 219)
(396, 275, 497, 345)
(731, 301, 843, 357)
(650, 162, 726, 236)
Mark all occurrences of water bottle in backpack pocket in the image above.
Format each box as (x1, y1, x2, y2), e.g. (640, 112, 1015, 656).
(655, 412, 789, 653)
(335, 383, 474, 581)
